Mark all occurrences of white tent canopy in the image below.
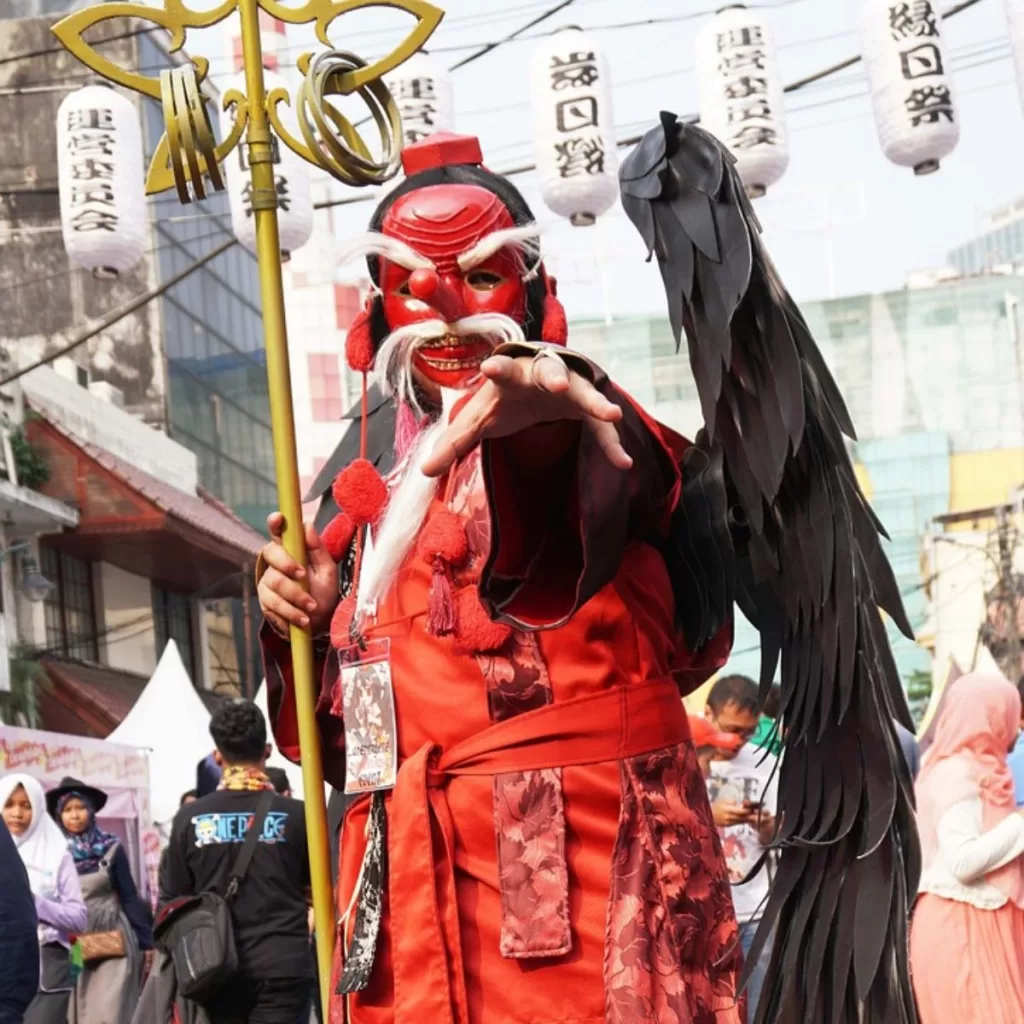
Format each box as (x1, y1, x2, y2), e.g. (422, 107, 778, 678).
(108, 641, 214, 827)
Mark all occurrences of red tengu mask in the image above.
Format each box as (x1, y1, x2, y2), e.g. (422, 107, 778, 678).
(378, 183, 529, 390)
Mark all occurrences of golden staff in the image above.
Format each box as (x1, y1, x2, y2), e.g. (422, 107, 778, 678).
(52, 0, 443, 1007)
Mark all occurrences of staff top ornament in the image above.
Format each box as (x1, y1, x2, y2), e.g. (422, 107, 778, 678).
(52, 0, 445, 202)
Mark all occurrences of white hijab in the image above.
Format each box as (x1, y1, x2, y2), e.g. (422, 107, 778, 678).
(0, 772, 69, 897)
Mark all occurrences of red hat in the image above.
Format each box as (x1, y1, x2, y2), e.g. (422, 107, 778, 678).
(689, 716, 744, 752)
(400, 132, 483, 176)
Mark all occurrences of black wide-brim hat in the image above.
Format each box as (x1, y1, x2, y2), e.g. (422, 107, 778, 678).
(45, 776, 108, 817)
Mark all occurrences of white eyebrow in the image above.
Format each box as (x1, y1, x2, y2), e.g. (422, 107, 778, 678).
(456, 224, 543, 280)
(335, 231, 435, 272)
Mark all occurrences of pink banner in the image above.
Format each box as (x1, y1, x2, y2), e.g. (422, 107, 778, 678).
(0, 724, 148, 789)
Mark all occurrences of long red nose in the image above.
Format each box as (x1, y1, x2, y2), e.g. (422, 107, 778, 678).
(408, 268, 464, 322)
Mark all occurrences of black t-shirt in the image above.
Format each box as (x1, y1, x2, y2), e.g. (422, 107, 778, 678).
(162, 789, 312, 979)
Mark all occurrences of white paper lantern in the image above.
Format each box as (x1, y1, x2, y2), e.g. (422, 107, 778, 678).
(860, 0, 959, 175)
(221, 71, 314, 257)
(531, 26, 619, 227)
(695, 5, 790, 198)
(57, 85, 146, 277)
(387, 51, 455, 147)
(1007, 0, 1024, 115)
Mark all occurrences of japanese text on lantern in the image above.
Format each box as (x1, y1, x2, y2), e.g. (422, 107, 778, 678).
(65, 106, 118, 232)
(714, 22, 778, 151)
(888, 1, 953, 127)
(396, 76, 439, 144)
(548, 49, 606, 179)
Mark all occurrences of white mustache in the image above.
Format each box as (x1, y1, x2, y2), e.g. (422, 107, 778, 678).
(373, 313, 526, 414)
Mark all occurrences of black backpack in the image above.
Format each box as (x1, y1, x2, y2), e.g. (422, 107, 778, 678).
(154, 790, 275, 1003)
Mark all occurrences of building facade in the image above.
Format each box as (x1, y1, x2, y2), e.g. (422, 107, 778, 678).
(0, 364, 263, 736)
(948, 197, 1024, 276)
(0, 16, 277, 534)
(0, 15, 275, 705)
(571, 273, 1024, 689)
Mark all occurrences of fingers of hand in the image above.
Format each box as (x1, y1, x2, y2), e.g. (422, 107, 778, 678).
(258, 569, 315, 628)
(421, 432, 465, 479)
(479, 354, 520, 385)
(587, 418, 633, 471)
(266, 512, 285, 539)
(305, 523, 337, 569)
(260, 539, 305, 580)
(567, 372, 622, 423)
(421, 393, 494, 478)
(531, 355, 571, 395)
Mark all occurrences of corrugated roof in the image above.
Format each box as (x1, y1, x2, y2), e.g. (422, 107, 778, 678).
(38, 656, 230, 739)
(31, 407, 263, 559)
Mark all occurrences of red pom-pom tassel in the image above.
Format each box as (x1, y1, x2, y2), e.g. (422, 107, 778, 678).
(541, 292, 568, 347)
(320, 512, 356, 563)
(345, 305, 375, 373)
(426, 557, 456, 636)
(454, 588, 513, 653)
(416, 508, 469, 567)
(332, 458, 387, 527)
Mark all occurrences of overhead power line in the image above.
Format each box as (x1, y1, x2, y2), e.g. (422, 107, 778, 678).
(0, 236, 236, 387)
(317, 0, 990, 213)
(0, 0, 992, 383)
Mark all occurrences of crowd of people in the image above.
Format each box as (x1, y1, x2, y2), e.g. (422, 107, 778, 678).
(0, 701, 317, 1024)
(4, 670, 1024, 1023)
(692, 669, 1024, 1024)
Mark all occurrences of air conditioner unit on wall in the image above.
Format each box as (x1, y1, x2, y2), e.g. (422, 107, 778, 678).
(52, 357, 90, 389)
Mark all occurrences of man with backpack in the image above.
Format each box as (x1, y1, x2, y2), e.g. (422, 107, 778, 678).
(161, 701, 312, 1023)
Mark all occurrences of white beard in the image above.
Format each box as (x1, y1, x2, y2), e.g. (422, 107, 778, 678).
(355, 389, 462, 617)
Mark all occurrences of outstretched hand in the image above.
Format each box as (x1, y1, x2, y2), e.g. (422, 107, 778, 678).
(420, 353, 633, 479)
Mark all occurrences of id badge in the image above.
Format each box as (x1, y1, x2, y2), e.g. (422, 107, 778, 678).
(336, 638, 398, 795)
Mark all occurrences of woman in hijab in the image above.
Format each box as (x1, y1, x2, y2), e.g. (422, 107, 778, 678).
(0, 773, 87, 1024)
(46, 777, 153, 1024)
(911, 673, 1024, 1023)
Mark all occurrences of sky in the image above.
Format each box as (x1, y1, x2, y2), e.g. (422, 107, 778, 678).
(163, 0, 1022, 316)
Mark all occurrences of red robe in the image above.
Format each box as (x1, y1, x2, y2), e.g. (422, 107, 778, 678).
(264, 387, 741, 1024)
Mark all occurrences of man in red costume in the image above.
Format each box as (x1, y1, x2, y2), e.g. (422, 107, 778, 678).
(259, 123, 919, 1024)
(259, 132, 739, 1024)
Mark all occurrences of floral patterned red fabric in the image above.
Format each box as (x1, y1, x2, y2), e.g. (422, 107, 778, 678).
(606, 743, 742, 1024)
(450, 452, 572, 958)
(492, 767, 571, 958)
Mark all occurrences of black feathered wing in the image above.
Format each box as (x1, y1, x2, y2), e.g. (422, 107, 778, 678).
(620, 113, 920, 1024)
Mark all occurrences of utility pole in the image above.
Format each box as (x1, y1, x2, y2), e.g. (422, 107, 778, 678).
(994, 505, 1022, 683)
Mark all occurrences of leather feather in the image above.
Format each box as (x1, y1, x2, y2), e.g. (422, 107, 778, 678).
(620, 113, 920, 1024)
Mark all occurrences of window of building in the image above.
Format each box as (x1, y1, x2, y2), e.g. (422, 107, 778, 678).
(40, 547, 98, 662)
(309, 353, 343, 422)
(152, 584, 196, 681)
(334, 283, 362, 330)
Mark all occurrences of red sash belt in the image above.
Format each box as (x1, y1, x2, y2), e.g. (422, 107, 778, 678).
(386, 679, 691, 1023)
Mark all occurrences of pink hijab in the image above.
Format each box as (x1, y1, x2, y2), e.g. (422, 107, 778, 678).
(915, 672, 1024, 907)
